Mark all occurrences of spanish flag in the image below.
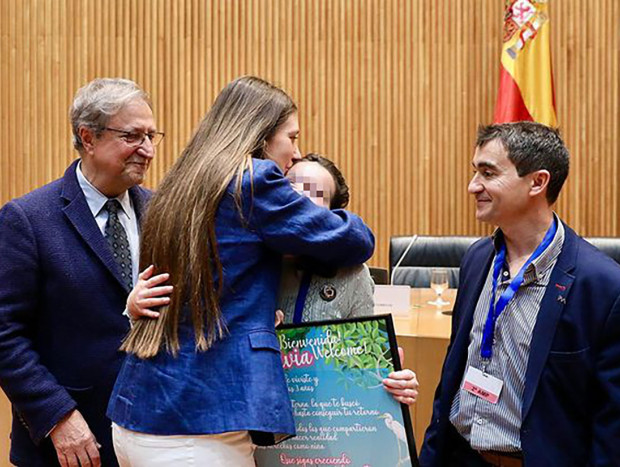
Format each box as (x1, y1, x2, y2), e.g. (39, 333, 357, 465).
(494, 0, 557, 126)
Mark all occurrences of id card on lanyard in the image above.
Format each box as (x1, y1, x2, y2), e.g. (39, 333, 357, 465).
(463, 219, 557, 404)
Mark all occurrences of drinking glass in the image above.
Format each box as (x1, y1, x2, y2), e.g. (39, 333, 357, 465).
(428, 268, 450, 306)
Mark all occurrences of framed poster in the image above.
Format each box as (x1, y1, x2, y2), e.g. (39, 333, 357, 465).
(255, 314, 418, 467)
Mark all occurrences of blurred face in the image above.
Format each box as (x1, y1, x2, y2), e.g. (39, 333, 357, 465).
(80, 99, 156, 197)
(287, 161, 336, 208)
(468, 138, 533, 226)
(264, 113, 301, 173)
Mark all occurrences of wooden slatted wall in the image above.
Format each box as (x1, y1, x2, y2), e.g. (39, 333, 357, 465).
(2, 0, 619, 268)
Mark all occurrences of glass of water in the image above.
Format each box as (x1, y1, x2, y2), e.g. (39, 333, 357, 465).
(428, 268, 450, 306)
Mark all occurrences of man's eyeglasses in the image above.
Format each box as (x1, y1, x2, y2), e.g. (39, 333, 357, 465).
(103, 127, 165, 147)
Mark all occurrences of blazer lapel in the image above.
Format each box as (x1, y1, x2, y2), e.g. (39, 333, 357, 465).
(444, 240, 495, 388)
(522, 225, 578, 420)
(60, 160, 130, 292)
(454, 244, 494, 344)
(129, 185, 150, 227)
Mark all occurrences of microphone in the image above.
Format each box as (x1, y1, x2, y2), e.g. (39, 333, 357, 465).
(390, 235, 418, 285)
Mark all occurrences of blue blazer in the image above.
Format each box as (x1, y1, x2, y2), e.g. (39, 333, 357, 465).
(107, 159, 375, 445)
(420, 224, 620, 467)
(0, 160, 150, 466)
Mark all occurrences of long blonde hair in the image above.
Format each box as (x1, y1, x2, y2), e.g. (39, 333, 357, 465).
(121, 76, 297, 358)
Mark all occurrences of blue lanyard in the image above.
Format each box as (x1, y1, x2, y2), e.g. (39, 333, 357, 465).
(480, 219, 557, 360)
(293, 271, 313, 324)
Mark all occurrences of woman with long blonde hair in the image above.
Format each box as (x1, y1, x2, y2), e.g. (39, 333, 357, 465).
(107, 76, 374, 465)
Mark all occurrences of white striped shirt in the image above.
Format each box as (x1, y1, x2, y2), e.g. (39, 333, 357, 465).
(449, 219, 565, 452)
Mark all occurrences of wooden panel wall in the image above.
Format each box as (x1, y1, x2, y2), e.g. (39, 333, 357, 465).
(2, 0, 619, 270)
(0, 0, 619, 460)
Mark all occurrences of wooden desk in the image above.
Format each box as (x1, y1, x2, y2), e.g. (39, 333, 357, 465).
(392, 288, 455, 339)
(0, 394, 8, 466)
(390, 288, 455, 452)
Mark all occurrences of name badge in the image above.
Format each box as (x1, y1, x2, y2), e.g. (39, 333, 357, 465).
(462, 366, 503, 404)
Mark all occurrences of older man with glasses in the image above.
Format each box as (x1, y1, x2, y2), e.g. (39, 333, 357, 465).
(0, 78, 162, 466)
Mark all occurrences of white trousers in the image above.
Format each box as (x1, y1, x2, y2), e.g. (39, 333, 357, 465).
(112, 423, 256, 466)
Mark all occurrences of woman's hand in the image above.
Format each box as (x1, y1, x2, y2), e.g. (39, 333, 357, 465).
(382, 347, 419, 406)
(126, 265, 173, 320)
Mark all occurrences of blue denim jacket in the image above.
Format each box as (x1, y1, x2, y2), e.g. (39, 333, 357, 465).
(107, 159, 375, 445)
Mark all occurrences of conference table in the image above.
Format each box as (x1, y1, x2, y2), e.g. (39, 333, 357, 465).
(389, 288, 456, 452)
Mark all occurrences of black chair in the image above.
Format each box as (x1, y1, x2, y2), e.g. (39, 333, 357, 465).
(368, 267, 389, 285)
(585, 237, 620, 265)
(389, 235, 480, 288)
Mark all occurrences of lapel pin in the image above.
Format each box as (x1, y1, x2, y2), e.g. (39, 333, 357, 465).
(557, 295, 566, 304)
(555, 283, 567, 291)
(320, 284, 337, 302)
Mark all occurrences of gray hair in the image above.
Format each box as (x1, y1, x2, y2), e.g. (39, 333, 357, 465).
(70, 78, 152, 153)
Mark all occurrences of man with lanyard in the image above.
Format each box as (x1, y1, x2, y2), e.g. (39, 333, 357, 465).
(420, 122, 620, 466)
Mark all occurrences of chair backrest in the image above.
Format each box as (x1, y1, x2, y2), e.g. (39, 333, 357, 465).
(585, 237, 620, 265)
(368, 267, 389, 285)
(389, 235, 480, 287)
(388, 235, 620, 288)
